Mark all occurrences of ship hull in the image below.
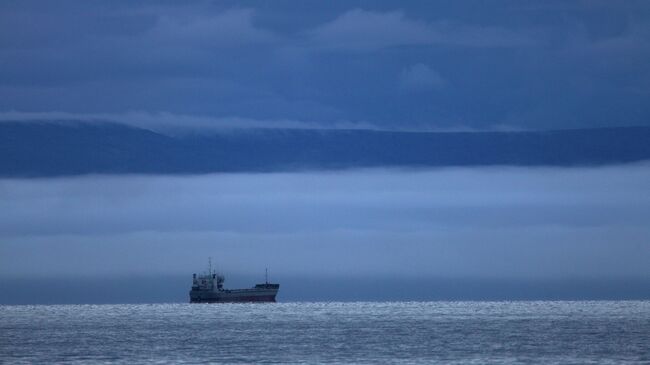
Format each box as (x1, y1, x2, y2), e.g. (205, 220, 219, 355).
(189, 288, 278, 303)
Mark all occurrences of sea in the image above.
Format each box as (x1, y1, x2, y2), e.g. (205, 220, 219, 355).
(1, 301, 649, 364)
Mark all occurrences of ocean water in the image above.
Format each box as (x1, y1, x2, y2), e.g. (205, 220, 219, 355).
(1, 301, 649, 364)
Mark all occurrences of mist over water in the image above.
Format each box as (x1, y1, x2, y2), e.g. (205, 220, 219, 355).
(1, 165, 649, 302)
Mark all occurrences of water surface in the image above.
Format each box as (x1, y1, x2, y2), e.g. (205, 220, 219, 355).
(1, 301, 649, 364)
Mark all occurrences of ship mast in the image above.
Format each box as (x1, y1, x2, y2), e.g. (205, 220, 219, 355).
(265, 268, 269, 284)
(208, 257, 212, 275)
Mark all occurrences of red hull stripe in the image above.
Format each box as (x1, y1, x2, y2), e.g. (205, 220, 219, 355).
(191, 296, 276, 303)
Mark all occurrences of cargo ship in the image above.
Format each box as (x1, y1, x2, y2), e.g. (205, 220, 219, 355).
(189, 260, 279, 303)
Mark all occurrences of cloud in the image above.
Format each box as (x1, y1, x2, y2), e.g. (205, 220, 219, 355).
(146, 8, 280, 48)
(1, 166, 649, 278)
(1, 2, 649, 131)
(307, 9, 533, 51)
(0, 110, 380, 134)
(399, 64, 445, 91)
(0, 110, 487, 133)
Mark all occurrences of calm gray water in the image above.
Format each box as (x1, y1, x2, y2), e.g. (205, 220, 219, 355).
(1, 301, 649, 364)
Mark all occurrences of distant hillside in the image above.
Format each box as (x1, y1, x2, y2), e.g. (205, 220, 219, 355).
(1, 121, 650, 177)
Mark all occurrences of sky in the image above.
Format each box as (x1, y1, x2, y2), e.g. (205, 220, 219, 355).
(1, 1, 650, 302)
(2, 166, 650, 279)
(1, 0, 650, 131)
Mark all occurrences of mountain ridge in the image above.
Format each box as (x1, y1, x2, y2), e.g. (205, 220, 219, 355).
(2, 121, 650, 177)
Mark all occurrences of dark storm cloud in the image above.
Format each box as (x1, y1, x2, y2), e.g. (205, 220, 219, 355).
(1, 166, 649, 279)
(1, 1, 650, 129)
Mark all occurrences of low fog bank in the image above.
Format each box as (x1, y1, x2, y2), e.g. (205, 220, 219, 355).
(1, 165, 649, 302)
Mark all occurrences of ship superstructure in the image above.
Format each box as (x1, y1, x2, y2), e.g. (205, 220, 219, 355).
(189, 260, 279, 303)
